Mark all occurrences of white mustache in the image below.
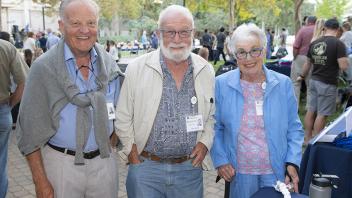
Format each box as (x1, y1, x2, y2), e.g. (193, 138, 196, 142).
(160, 38, 192, 62)
(168, 43, 188, 48)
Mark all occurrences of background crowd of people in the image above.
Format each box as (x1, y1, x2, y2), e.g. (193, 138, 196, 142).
(1, 1, 352, 198)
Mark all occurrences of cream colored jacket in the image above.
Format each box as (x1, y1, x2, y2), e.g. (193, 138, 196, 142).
(116, 49, 215, 170)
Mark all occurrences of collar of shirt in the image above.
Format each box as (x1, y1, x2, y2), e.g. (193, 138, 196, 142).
(159, 52, 195, 93)
(64, 43, 97, 63)
(63, 43, 98, 91)
(159, 52, 193, 75)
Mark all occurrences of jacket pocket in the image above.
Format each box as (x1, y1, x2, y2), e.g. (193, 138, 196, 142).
(203, 95, 214, 122)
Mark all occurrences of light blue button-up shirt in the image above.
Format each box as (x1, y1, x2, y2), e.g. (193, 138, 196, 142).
(49, 44, 120, 152)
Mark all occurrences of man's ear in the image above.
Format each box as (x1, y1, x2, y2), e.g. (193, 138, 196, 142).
(58, 20, 64, 34)
(156, 29, 161, 39)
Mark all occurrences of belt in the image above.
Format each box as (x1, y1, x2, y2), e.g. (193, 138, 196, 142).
(47, 143, 100, 159)
(0, 101, 9, 106)
(140, 151, 190, 164)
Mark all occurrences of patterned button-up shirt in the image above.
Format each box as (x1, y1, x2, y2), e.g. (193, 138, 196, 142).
(144, 54, 198, 158)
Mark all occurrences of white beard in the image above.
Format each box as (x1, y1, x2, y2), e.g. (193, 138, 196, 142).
(160, 39, 192, 62)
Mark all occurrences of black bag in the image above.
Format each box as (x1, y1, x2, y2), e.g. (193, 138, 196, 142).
(275, 47, 288, 59)
(215, 60, 237, 76)
(266, 61, 291, 77)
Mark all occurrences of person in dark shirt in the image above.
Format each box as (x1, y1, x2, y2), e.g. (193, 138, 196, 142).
(215, 27, 227, 65)
(0, 31, 11, 41)
(298, 18, 349, 144)
(151, 31, 159, 49)
(202, 29, 213, 61)
(38, 32, 47, 52)
(24, 49, 33, 67)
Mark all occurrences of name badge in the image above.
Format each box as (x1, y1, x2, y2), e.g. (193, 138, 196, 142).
(186, 115, 204, 132)
(106, 103, 115, 120)
(255, 100, 263, 116)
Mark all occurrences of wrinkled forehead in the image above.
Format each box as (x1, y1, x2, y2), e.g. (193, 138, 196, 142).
(64, 1, 98, 21)
(159, 12, 193, 29)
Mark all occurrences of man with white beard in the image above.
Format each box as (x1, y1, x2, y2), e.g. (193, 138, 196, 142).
(116, 5, 215, 198)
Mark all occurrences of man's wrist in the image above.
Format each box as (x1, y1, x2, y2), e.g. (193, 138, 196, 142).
(128, 152, 140, 163)
(299, 74, 305, 79)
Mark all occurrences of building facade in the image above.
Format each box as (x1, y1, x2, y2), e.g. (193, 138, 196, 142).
(1, 0, 59, 33)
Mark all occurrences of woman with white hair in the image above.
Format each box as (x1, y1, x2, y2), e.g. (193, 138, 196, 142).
(210, 23, 304, 198)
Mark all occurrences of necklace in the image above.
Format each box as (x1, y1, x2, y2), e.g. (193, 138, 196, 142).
(240, 71, 266, 90)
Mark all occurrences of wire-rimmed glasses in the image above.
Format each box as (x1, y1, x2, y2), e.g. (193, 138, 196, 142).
(159, 29, 193, 39)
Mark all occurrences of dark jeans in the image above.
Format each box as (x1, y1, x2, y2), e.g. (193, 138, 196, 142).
(215, 47, 226, 64)
(204, 46, 213, 61)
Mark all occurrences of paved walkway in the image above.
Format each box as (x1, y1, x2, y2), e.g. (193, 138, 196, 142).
(6, 132, 225, 198)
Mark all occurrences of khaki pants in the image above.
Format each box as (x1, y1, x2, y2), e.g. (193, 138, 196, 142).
(42, 145, 119, 198)
(290, 55, 311, 104)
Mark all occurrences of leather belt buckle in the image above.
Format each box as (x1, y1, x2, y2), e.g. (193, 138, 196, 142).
(141, 151, 190, 164)
(63, 148, 68, 154)
(0, 101, 9, 106)
(160, 158, 174, 164)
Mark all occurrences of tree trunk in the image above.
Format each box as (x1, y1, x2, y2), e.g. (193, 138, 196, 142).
(294, 0, 304, 34)
(229, 0, 235, 31)
(0, 0, 2, 31)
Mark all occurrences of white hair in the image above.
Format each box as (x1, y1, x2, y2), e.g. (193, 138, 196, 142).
(158, 5, 194, 29)
(59, 0, 100, 21)
(229, 23, 267, 54)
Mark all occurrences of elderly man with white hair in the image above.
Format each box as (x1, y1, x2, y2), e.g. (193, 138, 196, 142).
(116, 5, 215, 198)
(210, 23, 304, 198)
(16, 0, 120, 197)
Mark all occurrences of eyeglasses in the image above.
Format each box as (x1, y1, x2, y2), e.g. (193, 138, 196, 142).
(235, 48, 263, 60)
(74, 62, 103, 95)
(159, 29, 193, 38)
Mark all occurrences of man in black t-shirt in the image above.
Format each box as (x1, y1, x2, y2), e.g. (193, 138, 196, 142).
(215, 27, 227, 64)
(298, 18, 349, 144)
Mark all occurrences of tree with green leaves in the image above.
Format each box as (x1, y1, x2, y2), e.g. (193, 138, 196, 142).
(229, 0, 235, 30)
(29, 0, 323, 40)
(315, 0, 348, 20)
(32, 0, 60, 16)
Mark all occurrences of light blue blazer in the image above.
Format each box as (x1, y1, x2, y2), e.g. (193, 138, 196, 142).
(210, 66, 304, 181)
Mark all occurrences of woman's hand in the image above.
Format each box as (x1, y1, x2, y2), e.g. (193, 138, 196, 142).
(217, 164, 236, 182)
(285, 164, 299, 192)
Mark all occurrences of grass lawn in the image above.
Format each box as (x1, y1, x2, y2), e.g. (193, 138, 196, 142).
(212, 60, 225, 72)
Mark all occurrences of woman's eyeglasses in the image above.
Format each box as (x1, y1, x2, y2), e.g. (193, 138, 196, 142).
(235, 48, 263, 60)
